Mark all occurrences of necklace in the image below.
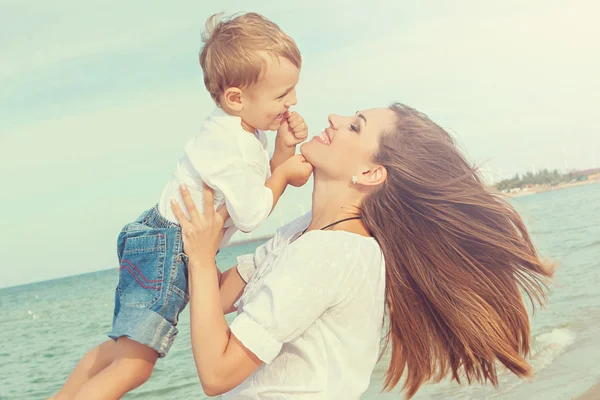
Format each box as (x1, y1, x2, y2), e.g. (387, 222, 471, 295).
(301, 216, 362, 236)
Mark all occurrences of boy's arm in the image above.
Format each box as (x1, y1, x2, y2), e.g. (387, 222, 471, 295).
(265, 168, 289, 213)
(270, 111, 308, 173)
(266, 155, 313, 214)
(202, 153, 310, 241)
(204, 160, 276, 234)
(270, 140, 295, 173)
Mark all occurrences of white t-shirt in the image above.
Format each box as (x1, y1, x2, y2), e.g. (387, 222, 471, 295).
(157, 107, 272, 248)
(224, 213, 387, 399)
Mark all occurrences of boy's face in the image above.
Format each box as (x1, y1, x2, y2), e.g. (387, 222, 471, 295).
(239, 56, 300, 132)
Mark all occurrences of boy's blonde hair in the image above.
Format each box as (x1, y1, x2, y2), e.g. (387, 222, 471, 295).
(199, 12, 302, 104)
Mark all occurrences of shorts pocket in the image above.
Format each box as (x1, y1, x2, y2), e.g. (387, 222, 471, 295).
(117, 232, 167, 307)
(162, 253, 190, 326)
(170, 253, 189, 301)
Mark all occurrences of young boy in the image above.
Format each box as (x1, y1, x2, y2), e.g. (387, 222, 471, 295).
(51, 12, 308, 400)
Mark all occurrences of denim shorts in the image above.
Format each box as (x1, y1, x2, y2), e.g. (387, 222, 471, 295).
(108, 206, 189, 357)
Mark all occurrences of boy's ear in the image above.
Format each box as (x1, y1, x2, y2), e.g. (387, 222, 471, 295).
(223, 87, 244, 112)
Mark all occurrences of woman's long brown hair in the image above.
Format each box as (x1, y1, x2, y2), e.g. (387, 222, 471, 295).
(362, 103, 554, 398)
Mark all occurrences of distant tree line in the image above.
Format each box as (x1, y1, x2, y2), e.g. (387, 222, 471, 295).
(495, 168, 599, 191)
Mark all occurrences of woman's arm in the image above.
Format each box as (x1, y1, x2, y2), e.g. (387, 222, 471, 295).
(172, 156, 313, 394)
(219, 265, 246, 314)
(187, 256, 262, 395)
(171, 184, 263, 395)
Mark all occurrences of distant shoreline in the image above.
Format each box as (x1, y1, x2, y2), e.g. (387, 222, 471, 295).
(497, 177, 600, 198)
(234, 181, 600, 243)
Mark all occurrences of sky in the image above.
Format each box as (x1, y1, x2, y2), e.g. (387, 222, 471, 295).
(1, 0, 599, 288)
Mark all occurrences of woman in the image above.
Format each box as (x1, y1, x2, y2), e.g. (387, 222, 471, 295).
(171, 103, 553, 399)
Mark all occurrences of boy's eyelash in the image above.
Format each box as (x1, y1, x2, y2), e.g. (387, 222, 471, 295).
(350, 124, 358, 132)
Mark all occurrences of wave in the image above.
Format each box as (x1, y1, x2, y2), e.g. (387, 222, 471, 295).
(570, 239, 600, 251)
(529, 327, 576, 371)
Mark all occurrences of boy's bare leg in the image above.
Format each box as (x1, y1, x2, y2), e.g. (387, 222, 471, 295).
(73, 337, 158, 400)
(49, 340, 118, 400)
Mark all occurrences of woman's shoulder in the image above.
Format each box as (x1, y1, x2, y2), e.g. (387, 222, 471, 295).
(274, 212, 312, 240)
(300, 229, 381, 257)
(288, 229, 384, 300)
(287, 225, 381, 265)
(274, 213, 382, 262)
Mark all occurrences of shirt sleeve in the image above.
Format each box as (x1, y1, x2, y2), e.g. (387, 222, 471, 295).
(229, 232, 358, 363)
(202, 159, 273, 233)
(235, 229, 281, 283)
(235, 213, 311, 284)
(236, 254, 256, 284)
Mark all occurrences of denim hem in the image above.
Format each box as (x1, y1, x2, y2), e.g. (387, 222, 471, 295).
(109, 306, 178, 357)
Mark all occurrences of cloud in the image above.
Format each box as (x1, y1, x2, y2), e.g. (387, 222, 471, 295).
(297, 0, 600, 178)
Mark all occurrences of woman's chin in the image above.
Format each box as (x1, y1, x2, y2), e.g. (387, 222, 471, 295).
(299, 141, 310, 156)
(299, 141, 320, 165)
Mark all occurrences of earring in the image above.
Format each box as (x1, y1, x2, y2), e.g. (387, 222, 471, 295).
(351, 175, 359, 184)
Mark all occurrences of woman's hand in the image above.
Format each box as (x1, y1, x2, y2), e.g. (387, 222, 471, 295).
(170, 183, 229, 263)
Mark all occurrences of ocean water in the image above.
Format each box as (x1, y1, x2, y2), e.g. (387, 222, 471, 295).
(1, 182, 599, 400)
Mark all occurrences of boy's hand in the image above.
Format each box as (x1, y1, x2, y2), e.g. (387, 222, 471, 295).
(278, 154, 313, 187)
(276, 111, 308, 148)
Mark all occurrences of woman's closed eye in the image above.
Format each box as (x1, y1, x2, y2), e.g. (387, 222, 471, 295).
(350, 123, 359, 133)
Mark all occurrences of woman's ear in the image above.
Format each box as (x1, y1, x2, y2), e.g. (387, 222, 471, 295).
(361, 165, 387, 186)
(222, 87, 244, 112)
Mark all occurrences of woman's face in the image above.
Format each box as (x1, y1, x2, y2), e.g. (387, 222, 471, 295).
(300, 108, 396, 182)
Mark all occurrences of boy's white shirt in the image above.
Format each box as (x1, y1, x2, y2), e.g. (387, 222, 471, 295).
(157, 107, 272, 248)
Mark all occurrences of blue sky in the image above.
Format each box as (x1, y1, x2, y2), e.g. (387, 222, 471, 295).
(1, 0, 599, 288)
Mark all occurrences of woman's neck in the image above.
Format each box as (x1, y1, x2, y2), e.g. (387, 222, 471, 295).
(307, 173, 367, 235)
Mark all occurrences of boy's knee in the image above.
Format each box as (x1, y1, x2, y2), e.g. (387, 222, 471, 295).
(136, 362, 155, 383)
(131, 367, 153, 387)
(113, 358, 155, 386)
